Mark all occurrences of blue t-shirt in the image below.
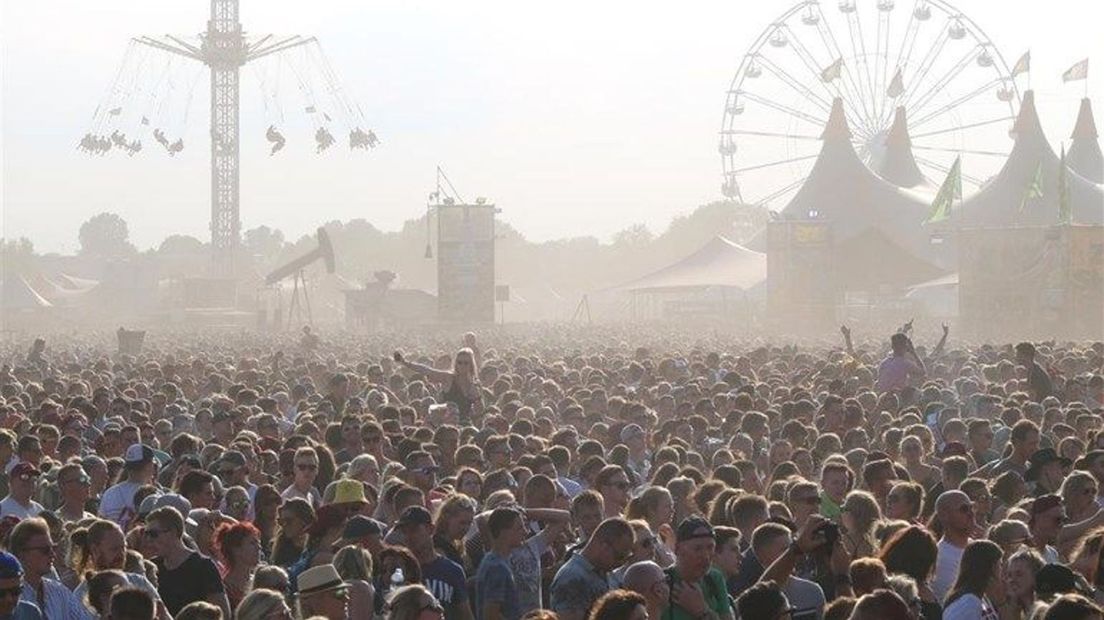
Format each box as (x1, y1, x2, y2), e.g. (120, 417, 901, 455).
(475, 551, 520, 620)
(422, 556, 469, 619)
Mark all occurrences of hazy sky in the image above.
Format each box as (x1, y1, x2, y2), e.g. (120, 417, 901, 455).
(2, 0, 1101, 253)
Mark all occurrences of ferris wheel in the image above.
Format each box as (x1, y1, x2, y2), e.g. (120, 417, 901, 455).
(720, 0, 1021, 207)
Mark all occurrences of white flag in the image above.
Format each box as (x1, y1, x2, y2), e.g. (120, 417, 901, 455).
(1011, 51, 1030, 77)
(821, 57, 843, 83)
(1063, 58, 1089, 82)
(886, 68, 905, 98)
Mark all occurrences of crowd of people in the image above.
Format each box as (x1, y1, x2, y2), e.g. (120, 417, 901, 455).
(0, 323, 1101, 620)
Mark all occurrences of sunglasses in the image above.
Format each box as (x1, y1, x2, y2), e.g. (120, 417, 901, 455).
(144, 528, 166, 539)
(796, 496, 820, 505)
(63, 475, 92, 486)
(415, 466, 439, 475)
(22, 544, 54, 555)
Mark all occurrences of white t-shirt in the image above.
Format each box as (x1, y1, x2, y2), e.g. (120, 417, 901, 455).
(933, 538, 968, 603)
(99, 480, 142, 528)
(944, 593, 999, 620)
(0, 496, 43, 520)
(281, 484, 321, 508)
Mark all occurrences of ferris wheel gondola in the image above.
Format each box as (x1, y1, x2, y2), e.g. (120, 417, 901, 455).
(720, 0, 1020, 207)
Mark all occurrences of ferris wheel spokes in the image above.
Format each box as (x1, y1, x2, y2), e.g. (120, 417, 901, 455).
(811, 4, 878, 132)
(755, 56, 834, 114)
(909, 77, 1003, 130)
(910, 115, 1015, 140)
(904, 44, 982, 118)
(738, 91, 828, 127)
(780, 23, 870, 131)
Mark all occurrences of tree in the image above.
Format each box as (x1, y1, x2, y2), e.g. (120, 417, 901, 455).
(243, 226, 286, 263)
(78, 212, 135, 257)
(157, 235, 205, 255)
(0, 237, 35, 274)
(612, 223, 655, 247)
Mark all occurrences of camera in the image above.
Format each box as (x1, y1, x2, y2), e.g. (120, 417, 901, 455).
(815, 521, 840, 551)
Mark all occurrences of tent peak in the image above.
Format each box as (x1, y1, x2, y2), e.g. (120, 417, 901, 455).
(821, 98, 852, 141)
(1011, 90, 1045, 141)
(1072, 97, 1099, 140)
(885, 107, 912, 148)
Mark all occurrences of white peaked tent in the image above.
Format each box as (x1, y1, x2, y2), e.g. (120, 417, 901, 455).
(1068, 98, 1103, 184)
(874, 107, 934, 192)
(615, 236, 766, 292)
(775, 98, 949, 287)
(1, 275, 53, 310)
(957, 91, 1104, 227)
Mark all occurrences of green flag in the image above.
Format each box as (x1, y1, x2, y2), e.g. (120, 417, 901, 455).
(1059, 145, 1071, 224)
(925, 156, 962, 224)
(1019, 162, 1044, 212)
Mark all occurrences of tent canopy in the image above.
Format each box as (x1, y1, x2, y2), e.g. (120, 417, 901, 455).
(874, 107, 934, 192)
(1, 275, 53, 310)
(614, 235, 766, 292)
(1069, 97, 1103, 183)
(958, 91, 1104, 227)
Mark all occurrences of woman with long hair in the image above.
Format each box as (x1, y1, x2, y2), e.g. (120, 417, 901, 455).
(625, 486, 676, 565)
(214, 521, 262, 611)
(251, 484, 282, 557)
(270, 498, 314, 567)
(333, 544, 376, 620)
(879, 525, 941, 619)
(842, 490, 883, 558)
(1070, 527, 1104, 588)
(432, 494, 477, 567)
(943, 540, 1006, 620)
(1061, 471, 1099, 525)
(1005, 548, 1044, 618)
(395, 347, 482, 424)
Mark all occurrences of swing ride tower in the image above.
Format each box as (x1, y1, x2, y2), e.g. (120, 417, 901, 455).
(130, 0, 314, 276)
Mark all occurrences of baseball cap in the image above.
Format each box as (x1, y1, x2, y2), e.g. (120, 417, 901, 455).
(340, 516, 383, 542)
(1035, 563, 1093, 598)
(0, 552, 22, 579)
(216, 451, 247, 471)
(124, 444, 155, 466)
(676, 516, 714, 544)
(397, 506, 433, 528)
(10, 462, 39, 478)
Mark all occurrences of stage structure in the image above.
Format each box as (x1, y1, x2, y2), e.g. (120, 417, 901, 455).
(959, 225, 1104, 338)
(766, 220, 836, 326)
(720, 0, 1020, 207)
(425, 168, 498, 324)
(80, 0, 377, 276)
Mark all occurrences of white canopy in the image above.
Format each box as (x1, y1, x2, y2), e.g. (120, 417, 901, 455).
(615, 235, 766, 292)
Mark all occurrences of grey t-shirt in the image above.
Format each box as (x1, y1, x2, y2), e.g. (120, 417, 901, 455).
(550, 552, 611, 617)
